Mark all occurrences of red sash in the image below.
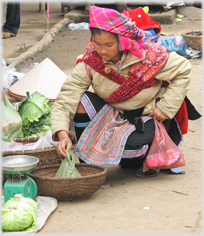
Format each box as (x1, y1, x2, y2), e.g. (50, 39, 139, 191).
(83, 42, 169, 103)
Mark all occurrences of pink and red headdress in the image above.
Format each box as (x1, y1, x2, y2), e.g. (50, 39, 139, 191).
(89, 6, 148, 58)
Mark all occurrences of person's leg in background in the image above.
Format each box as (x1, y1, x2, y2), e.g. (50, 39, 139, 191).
(2, 2, 20, 38)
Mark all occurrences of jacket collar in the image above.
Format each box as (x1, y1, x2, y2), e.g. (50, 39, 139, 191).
(103, 51, 145, 69)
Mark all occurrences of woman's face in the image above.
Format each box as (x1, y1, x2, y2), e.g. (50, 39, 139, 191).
(92, 31, 122, 64)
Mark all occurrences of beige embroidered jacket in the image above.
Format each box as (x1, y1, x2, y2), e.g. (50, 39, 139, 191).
(51, 51, 191, 141)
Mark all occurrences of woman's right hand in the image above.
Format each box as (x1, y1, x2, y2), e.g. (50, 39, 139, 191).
(57, 130, 73, 157)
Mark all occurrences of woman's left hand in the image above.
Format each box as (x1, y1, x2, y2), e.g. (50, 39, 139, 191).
(148, 106, 169, 122)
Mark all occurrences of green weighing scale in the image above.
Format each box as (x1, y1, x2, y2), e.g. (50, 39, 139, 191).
(2, 155, 39, 202)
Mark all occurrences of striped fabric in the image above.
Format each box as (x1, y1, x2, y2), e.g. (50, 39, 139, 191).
(80, 93, 97, 120)
(75, 104, 152, 165)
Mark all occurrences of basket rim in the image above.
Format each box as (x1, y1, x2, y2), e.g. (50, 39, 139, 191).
(182, 30, 202, 38)
(2, 136, 57, 156)
(2, 146, 57, 156)
(28, 163, 107, 180)
(13, 137, 40, 142)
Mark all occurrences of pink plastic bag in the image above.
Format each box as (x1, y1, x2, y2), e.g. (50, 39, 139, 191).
(144, 117, 185, 171)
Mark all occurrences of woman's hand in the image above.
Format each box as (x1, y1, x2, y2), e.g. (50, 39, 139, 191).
(148, 105, 169, 122)
(57, 130, 73, 157)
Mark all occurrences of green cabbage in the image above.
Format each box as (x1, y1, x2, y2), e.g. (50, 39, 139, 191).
(2, 195, 37, 231)
(26, 124, 51, 137)
(15, 91, 52, 138)
(2, 205, 36, 231)
(3, 194, 38, 213)
(18, 91, 51, 128)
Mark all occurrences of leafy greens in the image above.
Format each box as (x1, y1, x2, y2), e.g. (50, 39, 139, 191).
(15, 91, 52, 138)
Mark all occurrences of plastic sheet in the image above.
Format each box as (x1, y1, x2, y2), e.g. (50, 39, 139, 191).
(2, 130, 58, 152)
(160, 36, 187, 55)
(1, 52, 25, 89)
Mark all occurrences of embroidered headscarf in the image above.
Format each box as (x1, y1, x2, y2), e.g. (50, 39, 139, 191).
(89, 6, 148, 58)
(85, 6, 169, 104)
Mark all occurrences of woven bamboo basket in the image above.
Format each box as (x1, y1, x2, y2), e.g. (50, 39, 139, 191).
(2, 137, 62, 167)
(28, 164, 107, 201)
(182, 30, 202, 51)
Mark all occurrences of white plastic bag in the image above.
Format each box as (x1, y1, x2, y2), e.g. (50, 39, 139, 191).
(1, 53, 25, 89)
(1, 130, 58, 152)
(2, 95, 23, 142)
(68, 22, 89, 30)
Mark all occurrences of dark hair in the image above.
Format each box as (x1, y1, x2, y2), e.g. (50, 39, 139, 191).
(90, 27, 118, 39)
(90, 27, 104, 35)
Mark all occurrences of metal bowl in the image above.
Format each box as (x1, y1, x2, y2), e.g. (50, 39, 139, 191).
(1, 155, 39, 172)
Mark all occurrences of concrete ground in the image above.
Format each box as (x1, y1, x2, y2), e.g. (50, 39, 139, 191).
(1, 2, 203, 235)
(1, 2, 66, 65)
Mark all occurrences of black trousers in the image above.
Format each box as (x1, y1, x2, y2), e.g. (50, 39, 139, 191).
(2, 3, 20, 35)
(74, 91, 171, 169)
